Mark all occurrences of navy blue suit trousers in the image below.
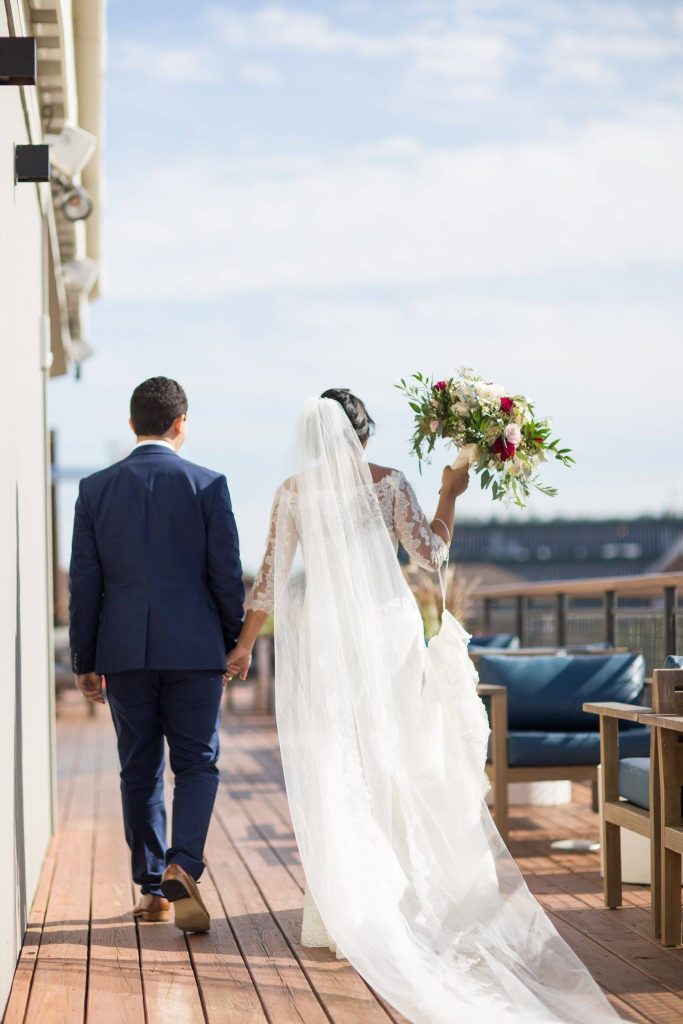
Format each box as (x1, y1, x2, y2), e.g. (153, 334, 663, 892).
(106, 669, 224, 893)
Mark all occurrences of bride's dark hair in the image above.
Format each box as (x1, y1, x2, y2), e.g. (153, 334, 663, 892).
(321, 388, 375, 443)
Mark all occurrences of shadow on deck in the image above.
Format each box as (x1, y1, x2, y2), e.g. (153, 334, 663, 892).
(3, 694, 682, 1024)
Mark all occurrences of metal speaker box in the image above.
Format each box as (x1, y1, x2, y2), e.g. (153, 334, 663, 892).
(0, 38, 37, 86)
(15, 145, 51, 183)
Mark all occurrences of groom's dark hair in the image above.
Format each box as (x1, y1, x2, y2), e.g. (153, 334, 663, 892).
(130, 377, 188, 436)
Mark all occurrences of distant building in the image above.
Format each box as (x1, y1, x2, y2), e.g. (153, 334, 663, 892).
(450, 516, 683, 581)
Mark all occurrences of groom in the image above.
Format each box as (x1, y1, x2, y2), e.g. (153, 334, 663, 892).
(69, 376, 244, 932)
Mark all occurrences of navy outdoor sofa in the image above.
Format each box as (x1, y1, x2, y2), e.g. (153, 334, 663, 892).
(476, 651, 649, 838)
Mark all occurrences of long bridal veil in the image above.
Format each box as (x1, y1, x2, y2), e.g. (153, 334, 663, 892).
(273, 397, 620, 1024)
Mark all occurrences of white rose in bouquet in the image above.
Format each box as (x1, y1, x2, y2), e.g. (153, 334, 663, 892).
(474, 381, 507, 404)
(504, 423, 522, 446)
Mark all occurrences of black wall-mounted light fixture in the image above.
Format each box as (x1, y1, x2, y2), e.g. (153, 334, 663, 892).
(15, 144, 50, 182)
(0, 37, 37, 86)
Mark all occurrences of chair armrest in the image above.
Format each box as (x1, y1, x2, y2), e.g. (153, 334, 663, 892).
(476, 684, 507, 697)
(582, 701, 653, 722)
(585, 702, 654, 804)
(639, 713, 683, 733)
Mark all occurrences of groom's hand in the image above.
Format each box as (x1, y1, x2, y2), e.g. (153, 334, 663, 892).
(75, 672, 105, 704)
(226, 644, 252, 682)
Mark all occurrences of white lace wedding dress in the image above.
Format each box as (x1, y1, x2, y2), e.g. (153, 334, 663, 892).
(248, 465, 448, 952)
(246, 397, 621, 1024)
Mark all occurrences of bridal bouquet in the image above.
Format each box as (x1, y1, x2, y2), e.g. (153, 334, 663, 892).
(397, 369, 574, 508)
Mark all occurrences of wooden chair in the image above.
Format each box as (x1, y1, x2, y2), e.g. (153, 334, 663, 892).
(584, 667, 683, 940)
(639, 668, 683, 945)
(478, 652, 648, 841)
(582, 699, 656, 927)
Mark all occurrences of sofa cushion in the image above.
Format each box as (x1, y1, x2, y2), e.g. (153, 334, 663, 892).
(490, 725, 651, 767)
(477, 653, 645, 732)
(618, 756, 683, 814)
(618, 757, 651, 810)
(664, 655, 683, 669)
(470, 634, 519, 649)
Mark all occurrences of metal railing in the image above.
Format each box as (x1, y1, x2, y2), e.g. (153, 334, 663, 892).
(470, 572, 683, 672)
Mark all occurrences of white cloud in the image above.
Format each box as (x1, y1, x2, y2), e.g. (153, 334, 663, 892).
(411, 30, 513, 82)
(545, 30, 683, 86)
(207, 4, 515, 86)
(210, 6, 401, 57)
(105, 111, 683, 301)
(114, 40, 221, 84)
(239, 62, 283, 87)
(110, 2, 682, 118)
(112, 5, 515, 97)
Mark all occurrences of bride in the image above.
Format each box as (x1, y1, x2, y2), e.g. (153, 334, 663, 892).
(228, 390, 620, 1024)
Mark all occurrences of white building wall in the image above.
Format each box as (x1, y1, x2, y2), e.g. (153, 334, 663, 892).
(0, 5, 56, 1006)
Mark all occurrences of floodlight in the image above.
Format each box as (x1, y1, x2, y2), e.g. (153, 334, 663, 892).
(45, 126, 96, 177)
(70, 338, 95, 364)
(61, 258, 99, 293)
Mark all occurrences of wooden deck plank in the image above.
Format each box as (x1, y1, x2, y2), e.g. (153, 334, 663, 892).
(530, 851, 683, 987)
(509, 836, 683, 1020)
(185, 856, 268, 1024)
(136, 922, 206, 1024)
(221, 722, 411, 1024)
(550, 915, 665, 1024)
(6, 707, 683, 1024)
(219, 716, 411, 1019)
(224, 721, 676, 1023)
(136, 775, 205, 1024)
(3, 709, 93, 1024)
(217, 725, 420, 1024)
(22, 711, 100, 1024)
(204, 816, 329, 1023)
(213, 760, 399, 1024)
(510, 803, 683, 994)
(3, 834, 60, 1024)
(540, 892, 683, 1021)
(86, 720, 145, 1024)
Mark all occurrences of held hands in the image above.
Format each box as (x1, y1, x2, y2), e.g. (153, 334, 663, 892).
(441, 465, 469, 498)
(75, 672, 105, 704)
(226, 643, 253, 683)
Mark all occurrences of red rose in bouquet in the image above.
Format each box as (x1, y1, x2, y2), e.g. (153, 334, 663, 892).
(491, 437, 516, 462)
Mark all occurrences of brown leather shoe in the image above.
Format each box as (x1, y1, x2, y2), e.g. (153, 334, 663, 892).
(161, 863, 210, 933)
(132, 894, 170, 922)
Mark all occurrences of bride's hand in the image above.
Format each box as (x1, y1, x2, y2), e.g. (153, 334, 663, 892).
(226, 643, 253, 682)
(441, 465, 469, 498)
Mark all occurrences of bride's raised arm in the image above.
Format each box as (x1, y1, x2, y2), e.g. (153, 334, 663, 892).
(227, 484, 298, 680)
(392, 466, 468, 572)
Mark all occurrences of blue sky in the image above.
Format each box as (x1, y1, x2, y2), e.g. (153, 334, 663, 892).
(50, 0, 683, 572)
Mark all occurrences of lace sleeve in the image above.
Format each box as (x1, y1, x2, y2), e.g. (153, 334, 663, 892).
(246, 486, 298, 613)
(391, 472, 449, 572)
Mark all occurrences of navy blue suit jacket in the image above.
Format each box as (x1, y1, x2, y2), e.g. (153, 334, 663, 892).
(69, 444, 244, 675)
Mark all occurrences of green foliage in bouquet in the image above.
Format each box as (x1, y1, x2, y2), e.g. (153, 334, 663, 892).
(397, 369, 574, 508)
